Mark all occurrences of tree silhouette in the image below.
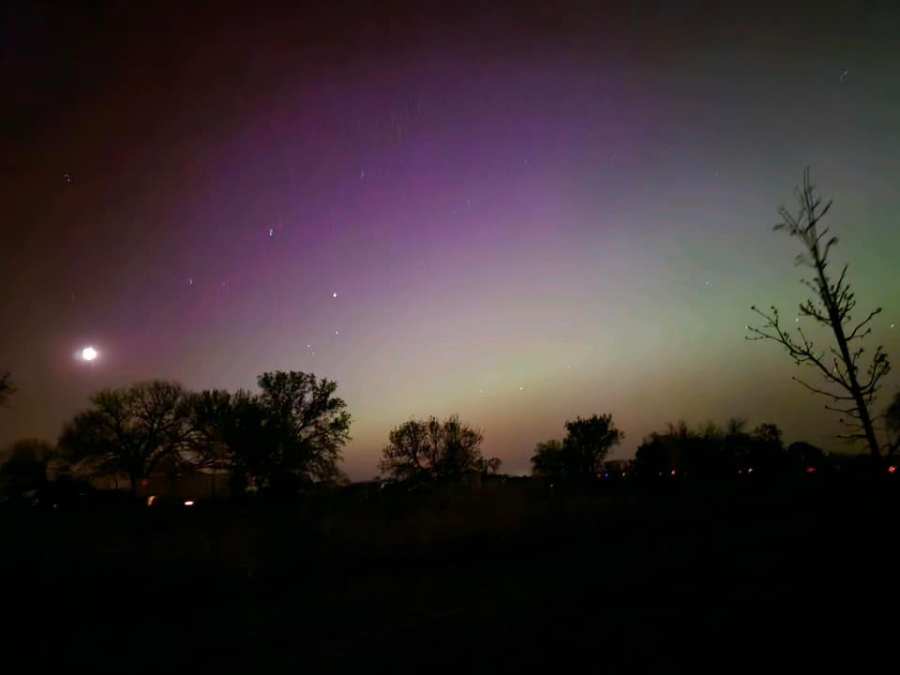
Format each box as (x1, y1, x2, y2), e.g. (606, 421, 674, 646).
(787, 441, 826, 471)
(188, 389, 271, 493)
(752, 423, 783, 447)
(885, 391, 900, 456)
(0, 371, 14, 407)
(379, 415, 496, 483)
(531, 414, 623, 484)
(634, 420, 728, 481)
(254, 371, 351, 491)
(726, 417, 748, 436)
(0, 439, 53, 495)
(744, 422, 788, 474)
(633, 419, 789, 480)
(530, 440, 566, 480)
(189, 375, 350, 495)
(749, 169, 891, 460)
(58, 381, 192, 496)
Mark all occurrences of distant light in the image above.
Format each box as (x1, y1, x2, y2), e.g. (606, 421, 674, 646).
(670, 469, 677, 476)
(147, 495, 156, 507)
(889, 465, 897, 475)
(748, 467, 754, 474)
(805, 466, 817, 474)
(184, 500, 195, 507)
(332, 292, 338, 298)
(80, 346, 98, 361)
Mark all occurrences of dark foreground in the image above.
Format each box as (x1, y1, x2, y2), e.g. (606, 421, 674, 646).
(5, 479, 898, 673)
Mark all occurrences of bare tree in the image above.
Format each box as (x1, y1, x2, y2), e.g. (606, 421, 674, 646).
(0, 371, 14, 407)
(748, 169, 890, 460)
(59, 381, 193, 496)
(379, 415, 494, 483)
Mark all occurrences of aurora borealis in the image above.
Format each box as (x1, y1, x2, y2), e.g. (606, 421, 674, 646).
(3, 2, 899, 478)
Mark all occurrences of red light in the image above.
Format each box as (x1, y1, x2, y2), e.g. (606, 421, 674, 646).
(805, 466, 816, 474)
(888, 465, 897, 475)
(670, 469, 677, 476)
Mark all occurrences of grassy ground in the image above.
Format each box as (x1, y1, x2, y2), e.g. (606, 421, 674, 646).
(4, 479, 897, 673)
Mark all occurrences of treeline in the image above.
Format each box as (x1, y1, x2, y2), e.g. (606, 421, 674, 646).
(2, 367, 900, 504)
(633, 419, 822, 481)
(1, 371, 351, 499)
(0, 371, 503, 501)
(528, 415, 852, 486)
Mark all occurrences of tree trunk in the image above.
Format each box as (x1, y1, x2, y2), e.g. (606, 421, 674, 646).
(815, 263, 882, 462)
(130, 472, 141, 500)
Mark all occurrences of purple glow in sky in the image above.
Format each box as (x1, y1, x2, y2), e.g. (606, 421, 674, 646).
(2, 2, 899, 477)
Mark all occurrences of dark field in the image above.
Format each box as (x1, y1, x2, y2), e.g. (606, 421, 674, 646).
(6, 480, 897, 673)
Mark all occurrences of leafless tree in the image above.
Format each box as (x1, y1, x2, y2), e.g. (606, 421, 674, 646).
(748, 169, 890, 460)
(379, 415, 493, 482)
(59, 381, 193, 496)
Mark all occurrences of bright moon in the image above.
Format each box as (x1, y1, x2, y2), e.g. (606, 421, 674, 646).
(80, 346, 99, 361)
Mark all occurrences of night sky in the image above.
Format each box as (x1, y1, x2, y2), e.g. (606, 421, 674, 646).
(3, 1, 899, 478)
